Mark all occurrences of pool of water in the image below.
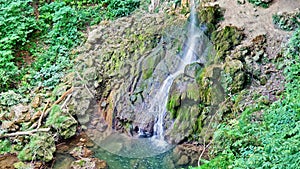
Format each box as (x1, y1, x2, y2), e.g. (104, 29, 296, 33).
(93, 145, 180, 169)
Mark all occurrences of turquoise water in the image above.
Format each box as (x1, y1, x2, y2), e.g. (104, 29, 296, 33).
(93, 145, 181, 169)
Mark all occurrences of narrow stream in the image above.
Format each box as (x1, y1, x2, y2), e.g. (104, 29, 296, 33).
(152, 0, 200, 140)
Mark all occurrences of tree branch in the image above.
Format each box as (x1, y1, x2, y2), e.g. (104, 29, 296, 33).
(0, 128, 50, 138)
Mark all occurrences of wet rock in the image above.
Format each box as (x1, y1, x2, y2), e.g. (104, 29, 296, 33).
(100, 101, 107, 108)
(71, 158, 107, 169)
(165, 105, 201, 144)
(177, 155, 189, 166)
(70, 146, 93, 159)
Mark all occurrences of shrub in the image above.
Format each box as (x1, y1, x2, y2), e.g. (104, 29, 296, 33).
(194, 28, 300, 169)
(103, 0, 140, 19)
(0, 0, 38, 91)
(273, 11, 300, 31)
(248, 0, 272, 8)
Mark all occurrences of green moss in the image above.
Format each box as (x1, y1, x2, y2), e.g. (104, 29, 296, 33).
(142, 68, 154, 80)
(46, 105, 77, 139)
(196, 68, 212, 104)
(211, 26, 244, 61)
(198, 5, 223, 34)
(167, 94, 181, 119)
(18, 133, 56, 162)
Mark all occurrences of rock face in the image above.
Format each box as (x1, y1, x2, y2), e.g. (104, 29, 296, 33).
(70, 7, 204, 141)
(165, 73, 202, 144)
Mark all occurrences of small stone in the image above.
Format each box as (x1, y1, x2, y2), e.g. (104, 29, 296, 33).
(1, 121, 14, 130)
(31, 95, 41, 108)
(100, 101, 107, 108)
(260, 75, 268, 85)
(70, 146, 93, 159)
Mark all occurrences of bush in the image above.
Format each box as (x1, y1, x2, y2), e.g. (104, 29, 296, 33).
(0, 0, 38, 91)
(195, 28, 300, 169)
(103, 0, 140, 19)
(248, 0, 272, 8)
(273, 11, 300, 31)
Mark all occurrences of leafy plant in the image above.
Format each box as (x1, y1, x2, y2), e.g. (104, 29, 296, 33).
(248, 0, 272, 8)
(0, 0, 38, 91)
(273, 11, 300, 31)
(103, 0, 140, 19)
(193, 28, 300, 169)
(0, 139, 11, 154)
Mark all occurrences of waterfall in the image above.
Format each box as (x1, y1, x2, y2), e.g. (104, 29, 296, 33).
(152, 0, 202, 140)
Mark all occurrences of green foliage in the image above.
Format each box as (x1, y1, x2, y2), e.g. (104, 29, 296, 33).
(248, 0, 272, 8)
(0, 0, 38, 91)
(273, 11, 300, 31)
(0, 90, 24, 106)
(194, 28, 300, 169)
(18, 133, 56, 162)
(0, 0, 140, 92)
(0, 139, 11, 154)
(102, 0, 140, 19)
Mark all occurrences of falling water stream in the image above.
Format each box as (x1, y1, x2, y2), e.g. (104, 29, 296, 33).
(152, 0, 200, 139)
(90, 0, 207, 161)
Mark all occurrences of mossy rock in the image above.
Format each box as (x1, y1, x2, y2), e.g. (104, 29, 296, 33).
(167, 94, 181, 119)
(18, 133, 56, 162)
(198, 5, 223, 34)
(224, 59, 243, 75)
(186, 83, 201, 102)
(211, 26, 244, 61)
(46, 105, 77, 139)
(166, 105, 202, 143)
(222, 59, 246, 94)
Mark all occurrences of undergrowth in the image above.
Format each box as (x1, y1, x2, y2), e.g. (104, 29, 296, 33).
(193, 28, 300, 169)
(248, 0, 272, 8)
(0, 0, 140, 93)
